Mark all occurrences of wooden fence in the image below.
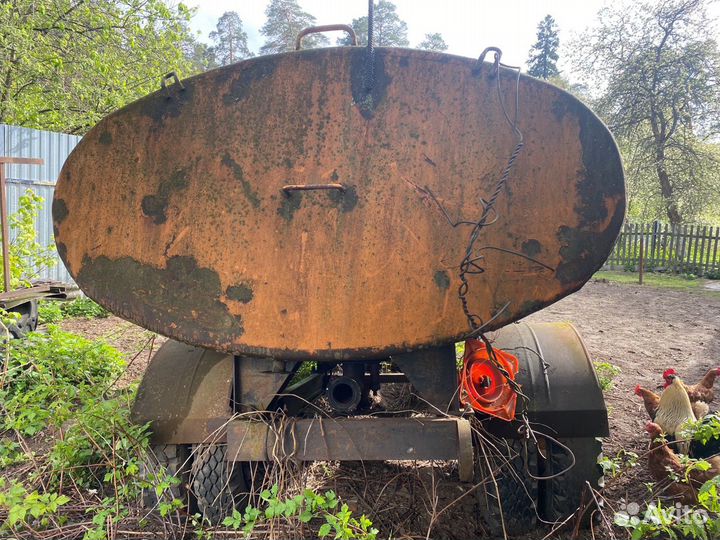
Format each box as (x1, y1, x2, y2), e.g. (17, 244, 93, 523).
(603, 222, 720, 276)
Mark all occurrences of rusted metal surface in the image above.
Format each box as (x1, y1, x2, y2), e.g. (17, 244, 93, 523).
(392, 344, 459, 413)
(54, 47, 625, 360)
(232, 355, 296, 412)
(131, 340, 235, 444)
(226, 416, 473, 480)
(484, 321, 609, 438)
(132, 340, 298, 443)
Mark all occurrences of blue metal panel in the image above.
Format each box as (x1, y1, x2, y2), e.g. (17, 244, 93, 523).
(2, 124, 80, 183)
(1, 125, 81, 283)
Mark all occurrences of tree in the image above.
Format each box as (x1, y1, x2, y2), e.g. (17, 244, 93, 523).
(183, 35, 218, 74)
(417, 33, 448, 52)
(338, 1, 409, 47)
(209, 11, 251, 66)
(527, 15, 560, 79)
(0, 0, 194, 134)
(576, 0, 720, 225)
(260, 0, 328, 55)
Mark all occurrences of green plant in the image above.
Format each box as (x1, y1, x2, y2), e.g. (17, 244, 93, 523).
(0, 326, 124, 436)
(598, 449, 639, 478)
(4, 190, 56, 289)
(706, 269, 720, 280)
(0, 479, 69, 530)
(37, 301, 64, 324)
(222, 484, 378, 539)
(61, 297, 109, 319)
(593, 360, 621, 391)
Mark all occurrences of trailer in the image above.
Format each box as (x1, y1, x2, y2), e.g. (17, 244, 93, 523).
(52, 22, 625, 534)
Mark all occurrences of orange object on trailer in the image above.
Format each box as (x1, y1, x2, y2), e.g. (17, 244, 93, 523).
(460, 338, 519, 421)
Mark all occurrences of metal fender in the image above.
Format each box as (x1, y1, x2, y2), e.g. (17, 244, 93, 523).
(489, 321, 609, 438)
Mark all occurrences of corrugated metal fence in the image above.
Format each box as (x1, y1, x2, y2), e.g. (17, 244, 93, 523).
(603, 221, 720, 276)
(0, 124, 80, 283)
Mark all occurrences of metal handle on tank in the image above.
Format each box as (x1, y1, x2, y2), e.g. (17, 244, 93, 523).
(282, 183, 346, 195)
(295, 24, 358, 50)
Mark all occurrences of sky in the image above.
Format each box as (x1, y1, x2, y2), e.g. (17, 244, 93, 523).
(186, 0, 612, 75)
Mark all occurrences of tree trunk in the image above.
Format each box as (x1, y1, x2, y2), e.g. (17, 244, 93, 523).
(655, 145, 682, 226)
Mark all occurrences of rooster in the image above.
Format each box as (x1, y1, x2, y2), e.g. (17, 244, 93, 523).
(663, 368, 720, 419)
(646, 422, 720, 504)
(635, 385, 660, 420)
(654, 374, 696, 454)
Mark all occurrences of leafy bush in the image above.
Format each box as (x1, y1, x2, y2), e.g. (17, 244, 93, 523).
(5, 190, 57, 289)
(61, 297, 109, 319)
(593, 360, 621, 391)
(38, 298, 110, 324)
(223, 484, 378, 540)
(0, 326, 124, 436)
(37, 301, 64, 324)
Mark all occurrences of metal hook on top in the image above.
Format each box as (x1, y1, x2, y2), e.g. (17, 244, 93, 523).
(161, 71, 185, 99)
(473, 46, 502, 77)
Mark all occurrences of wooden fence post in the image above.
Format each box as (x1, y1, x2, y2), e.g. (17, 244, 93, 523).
(639, 232, 644, 285)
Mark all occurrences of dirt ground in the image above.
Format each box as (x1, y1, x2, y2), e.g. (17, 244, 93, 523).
(527, 278, 720, 495)
(57, 279, 720, 539)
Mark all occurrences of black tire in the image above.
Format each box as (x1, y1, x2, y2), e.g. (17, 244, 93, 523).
(478, 437, 539, 536)
(190, 444, 250, 524)
(8, 300, 38, 339)
(143, 444, 192, 509)
(539, 437, 604, 528)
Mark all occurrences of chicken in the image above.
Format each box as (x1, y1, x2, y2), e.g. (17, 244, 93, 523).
(654, 375, 696, 454)
(663, 367, 720, 418)
(646, 422, 720, 504)
(635, 385, 660, 420)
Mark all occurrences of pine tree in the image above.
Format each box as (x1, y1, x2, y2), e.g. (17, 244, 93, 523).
(338, 1, 409, 47)
(417, 32, 448, 52)
(209, 11, 252, 66)
(183, 38, 217, 73)
(527, 15, 560, 79)
(260, 0, 328, 54)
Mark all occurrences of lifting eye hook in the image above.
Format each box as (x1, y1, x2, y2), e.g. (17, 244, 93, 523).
(473, 46, 502, 77)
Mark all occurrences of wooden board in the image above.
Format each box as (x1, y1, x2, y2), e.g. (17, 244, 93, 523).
(53, 47, 625, 359)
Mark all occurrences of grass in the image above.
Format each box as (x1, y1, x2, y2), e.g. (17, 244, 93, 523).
(594, 270, 719, 293)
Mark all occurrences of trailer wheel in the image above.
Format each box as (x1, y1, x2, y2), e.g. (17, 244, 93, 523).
(143, 444, 191, 509)
(190, 444, 250, 524)
(478, 437, 538, 536)
(8, 300, 38, 339)
(540, 437, 604, 527)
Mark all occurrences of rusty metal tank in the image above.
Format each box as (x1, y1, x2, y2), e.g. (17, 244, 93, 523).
(52, 46, 625, 359)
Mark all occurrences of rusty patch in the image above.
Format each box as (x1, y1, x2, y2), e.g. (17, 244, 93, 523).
(278, 192, 302, 221)
(351, 48, 390, 118)
(221, 154, 260, 208)
(137, 83, 193, 122)
(98, 131, 113, 145)
(76, 255, 244, 343)
(328, 185, 358, 212)
(555, 226, 603, 286)
(223, 56, 281, 104)
(521, 239, 541, 257)
(141, 168, 190, 224)
(226, 283, 254, 304)
(56, 242, 68, 267)
(52, 198, 68, 224)
(433, 270, 450, 290)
